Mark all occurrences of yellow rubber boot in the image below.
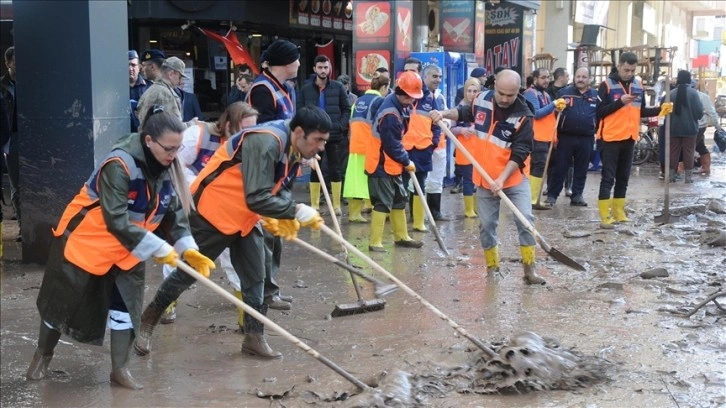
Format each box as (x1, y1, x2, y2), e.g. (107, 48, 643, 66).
(391, 209, 423, 248)
(598, 199, 615, 229)
(331, 182, 342, 216)
(309, 182, 321, 210)
(233, 290, 244, 330)
(484, 246, 499, 273)
(463, 195, 477, 218)
(363, 200, 373, 212)
(520, 245, 545, 285)
(611, 198, 630, 223)
(368, 210, 387, 252)
(348, 199, 368, 223)
(412, 195, 427, 232)
(529, 176, 543, 204)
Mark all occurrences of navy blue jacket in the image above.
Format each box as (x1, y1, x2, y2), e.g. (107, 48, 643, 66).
(556, 85, 598, 137)
(369, 93, 411, 177)
(176, 88, 204, 122)
(129, 76, 149, 132)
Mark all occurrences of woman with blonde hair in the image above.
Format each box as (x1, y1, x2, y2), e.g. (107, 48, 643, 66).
(450, 77, 482, 217)
(343, 72, 390, 222)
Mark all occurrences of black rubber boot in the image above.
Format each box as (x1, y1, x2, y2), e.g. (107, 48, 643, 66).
(26, 321, 61, 380)
(133, 301, 166, 356)
(241, 304, 282, 359)
(110, 329, 143, 390)
(427, 193, 450, 221)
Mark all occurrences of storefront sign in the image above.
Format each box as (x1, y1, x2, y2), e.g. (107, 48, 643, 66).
(289, 0, 352, 32)
(353, 1, 393, 90)
(484, 4, 524, 75)
(574, 0, 608, 26)
(474, 0, 486, 66)
(440, 0, 475, 53)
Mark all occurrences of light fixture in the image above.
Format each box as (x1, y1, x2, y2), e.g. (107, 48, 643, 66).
(149, 39, 158, 44)
(251, 34, 262, 38)
(185, 52, 191, 56)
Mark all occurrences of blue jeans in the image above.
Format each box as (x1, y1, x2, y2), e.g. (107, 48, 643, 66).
(455, 164, 475, 195)
(476, 179, 536, 250)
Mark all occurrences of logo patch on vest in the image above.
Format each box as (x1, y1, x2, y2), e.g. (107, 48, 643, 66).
(128, 190, 138, 205)
(475, 111, 487, 125)
(160, 193, 171, 209)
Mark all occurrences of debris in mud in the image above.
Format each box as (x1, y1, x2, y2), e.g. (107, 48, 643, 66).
(293, 280, 308, 288)
(563, 230, 591, 239)
(206, 324, 229, 333)
(641, 268, 669, 279)
(700, 229, 726, 247)
(596, 282, 624, 291)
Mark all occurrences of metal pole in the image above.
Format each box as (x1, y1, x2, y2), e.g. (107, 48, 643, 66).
(663, 75, 671, 224)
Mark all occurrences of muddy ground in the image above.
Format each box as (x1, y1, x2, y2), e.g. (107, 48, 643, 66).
(2, 148, 725, 407)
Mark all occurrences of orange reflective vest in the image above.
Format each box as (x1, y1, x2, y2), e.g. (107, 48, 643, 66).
(454, 123, 477, 166)
(470, 91, 529, 190)
(53, 150, 173, 275)
(190, 121, 299, 236)
(349, 90, 382, 155)
(525, 87, 557, 143)
(597, 77, 644, 142)
(367, 104, 405, 176)
(402, 100, 434, 150)
(189, 123, 225, 175)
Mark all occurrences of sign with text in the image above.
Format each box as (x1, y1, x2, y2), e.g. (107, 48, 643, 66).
(440, 0, 475, 53)
(353, 1, 393, 91)
(484, 4, 524, 75)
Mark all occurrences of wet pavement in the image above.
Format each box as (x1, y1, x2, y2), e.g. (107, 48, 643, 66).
(2, 155, 725, 407)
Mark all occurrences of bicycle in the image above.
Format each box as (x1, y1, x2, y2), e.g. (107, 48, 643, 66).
(632, 117, 660, 165)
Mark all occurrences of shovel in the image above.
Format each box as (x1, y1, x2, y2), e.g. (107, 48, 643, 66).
(408, 170, 450, 255)
(175, 260, 371, 391)
(654, 78, 681, 224)
(533, 114, 562, 210)
(439, 122, 586, 271)
(312, 158, 387, 317)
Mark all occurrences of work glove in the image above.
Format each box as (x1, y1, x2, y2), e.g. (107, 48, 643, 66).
(554, 98, 567, 111)
(295, 204, 324, 231)
(658, 102, 673, 117)
(261, 217, 300, 240)
(183, 249, 215, 278)
(152, 242, 178, 267)
(404, 162, 416, 173)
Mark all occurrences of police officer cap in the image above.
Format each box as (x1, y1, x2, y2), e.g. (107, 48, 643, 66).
(470, 67, 487, 78)
(129, 50, 139, 60)
(265, 40, 300, 67)
(141, 49, 166, 62)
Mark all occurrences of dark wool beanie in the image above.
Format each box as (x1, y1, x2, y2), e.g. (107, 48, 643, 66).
(265, 40, 300, 67)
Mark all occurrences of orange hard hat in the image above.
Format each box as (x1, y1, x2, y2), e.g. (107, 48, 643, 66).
(396, 71, 423, 99)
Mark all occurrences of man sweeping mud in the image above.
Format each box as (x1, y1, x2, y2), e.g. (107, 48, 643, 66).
(134, 106, 327, 359)
(431, 69, 546, 284)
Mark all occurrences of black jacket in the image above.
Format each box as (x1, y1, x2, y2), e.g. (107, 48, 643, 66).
(297, 78, 351, 141)
(0, 74, 16, 132)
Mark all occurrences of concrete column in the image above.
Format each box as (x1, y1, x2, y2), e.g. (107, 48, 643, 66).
(13, 0, 129, 264)
(540, 0, 571, 70)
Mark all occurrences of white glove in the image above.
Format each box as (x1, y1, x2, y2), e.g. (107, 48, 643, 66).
(295, 204, 318, 223)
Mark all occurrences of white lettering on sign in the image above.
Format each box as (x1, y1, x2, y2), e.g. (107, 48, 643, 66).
(488, 7, 518, 27)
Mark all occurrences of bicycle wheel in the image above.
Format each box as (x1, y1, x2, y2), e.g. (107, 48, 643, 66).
(633, 133, 653, 165)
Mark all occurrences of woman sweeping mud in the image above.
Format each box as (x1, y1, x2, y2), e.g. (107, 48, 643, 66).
(24, 107, 215, 390)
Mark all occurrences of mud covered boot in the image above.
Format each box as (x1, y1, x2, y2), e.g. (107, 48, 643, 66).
(598, 199, 615, 229)
(684, 169, 694, 184)
(110, 329, 143, 390)
(26, 322, 61, 380)
(233, 290, 245, 332)
(484, 246, 500, 275)
(521, 245, 545, 285)
(134, 301, 166, 356)
(611, 198, 630, 223)
(241, 304, 282, 359)
(391, 209, 423, 248)
(160, 300, 177, 324)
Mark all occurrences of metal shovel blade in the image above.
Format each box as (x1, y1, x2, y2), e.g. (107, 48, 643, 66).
(654, 212, 682, 224)
(546, 247, 586, 271)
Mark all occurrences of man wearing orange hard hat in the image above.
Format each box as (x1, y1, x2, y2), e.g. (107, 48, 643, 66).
(364, 70, 425, 253)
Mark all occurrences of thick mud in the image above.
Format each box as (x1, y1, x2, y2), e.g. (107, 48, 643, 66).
(2, 154, 725, 407)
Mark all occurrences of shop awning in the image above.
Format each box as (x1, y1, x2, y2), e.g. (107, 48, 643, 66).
(503, 0, 541, 11)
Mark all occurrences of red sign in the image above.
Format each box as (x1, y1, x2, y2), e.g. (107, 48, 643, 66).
(355, 2, 391, 38)
(355, 49, 390, 89)
(395, 5, 412, 52)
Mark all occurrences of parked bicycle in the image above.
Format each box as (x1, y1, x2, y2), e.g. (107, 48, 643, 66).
(633, 117, 660, 165)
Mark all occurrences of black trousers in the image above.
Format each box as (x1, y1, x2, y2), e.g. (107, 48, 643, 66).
(530, 141, 550, 178)
(548, 134, 592, 199)
(310, 138, 348, 183)
(598, 139, 634, 200)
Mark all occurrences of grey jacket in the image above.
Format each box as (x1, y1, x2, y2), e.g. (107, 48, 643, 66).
(697, 91, 719, 129)
(668, 87, 703, 137)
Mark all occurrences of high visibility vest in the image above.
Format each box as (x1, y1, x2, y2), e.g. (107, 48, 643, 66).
(525, 87, 557, 143)
(471, 91, 528, 190)
(597, 78, 644, 142)
(190, 120, 300, 236)
(454, 122, 477, 166)
(402, 99, 435, 150)
(367, 103, 406, 176)
(53, 150, 174, 275)
(247, 71, 296, 121)
(349, 91, 382, 155)
(188, 123, 225, 176)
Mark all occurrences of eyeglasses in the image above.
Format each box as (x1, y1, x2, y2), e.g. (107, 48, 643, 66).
(539, 76, 551, 79)
(153, 138, 184, 153)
